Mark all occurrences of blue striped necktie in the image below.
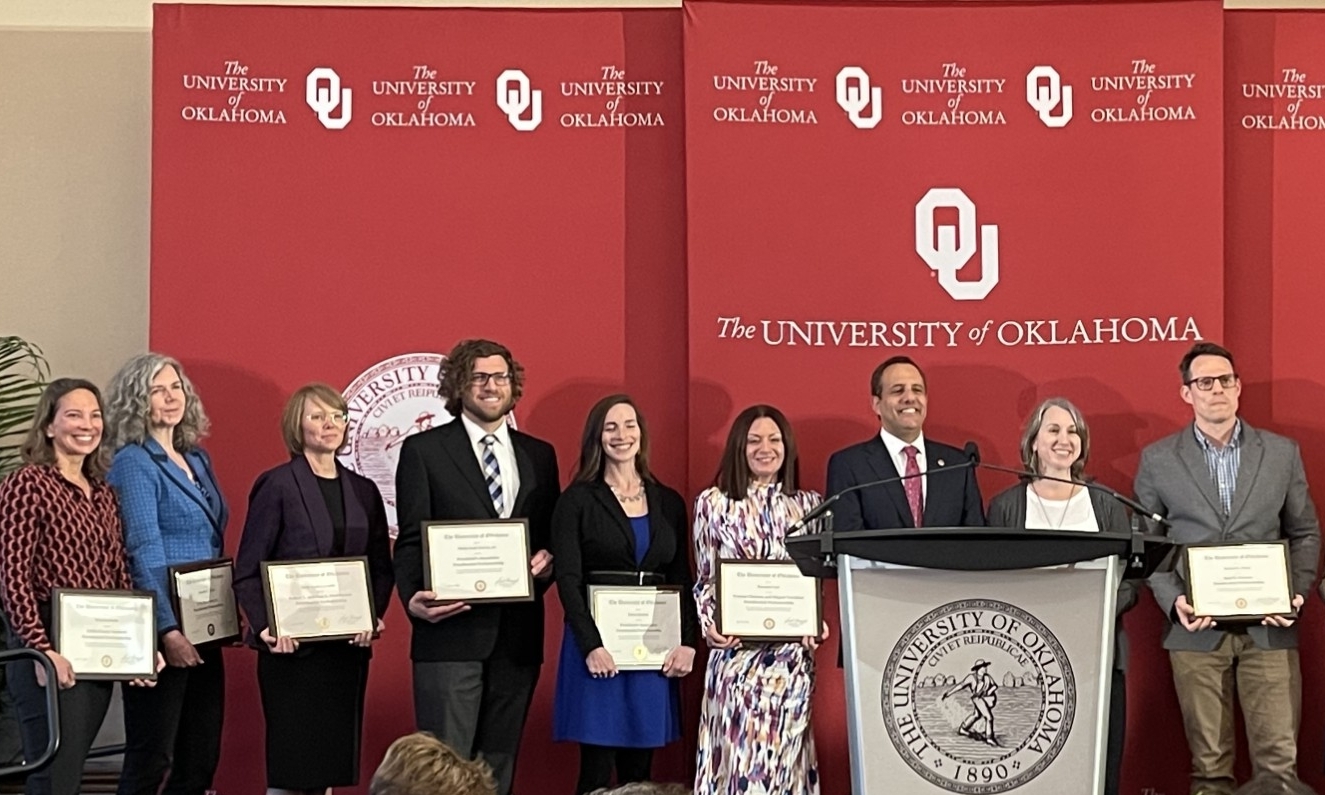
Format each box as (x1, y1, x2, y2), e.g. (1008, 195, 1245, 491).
(481, 434, 505, 515)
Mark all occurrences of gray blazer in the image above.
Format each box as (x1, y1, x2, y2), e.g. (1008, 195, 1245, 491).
(987, 483, 1138, 671)
(1135, 421, 1320, 652)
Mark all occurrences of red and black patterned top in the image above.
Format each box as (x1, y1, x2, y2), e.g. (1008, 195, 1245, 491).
(0, 464, 132, 651)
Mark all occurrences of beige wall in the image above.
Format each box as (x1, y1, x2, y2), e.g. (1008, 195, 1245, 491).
(0, 0, 1319, 384)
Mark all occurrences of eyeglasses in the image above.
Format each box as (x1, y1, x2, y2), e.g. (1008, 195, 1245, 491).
(469, 372, 513, 387)
(306, 412, 349, 426)
(1184, 374, 1238, 391)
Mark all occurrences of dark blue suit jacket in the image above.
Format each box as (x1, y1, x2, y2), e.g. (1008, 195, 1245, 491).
(826, 435, 985, 531)
(233, 456, 394, 648)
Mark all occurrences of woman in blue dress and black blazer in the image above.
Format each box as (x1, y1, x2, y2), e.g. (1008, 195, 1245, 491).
(105, 353, 229, 795)
(233, 383, 394, 795)
(550, 395, 698, 794)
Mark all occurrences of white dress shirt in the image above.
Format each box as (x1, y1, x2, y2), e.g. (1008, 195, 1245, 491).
(460, 414, 520, 518)
(1024, 485, 1099, 532)
(879, 429, 926, 506)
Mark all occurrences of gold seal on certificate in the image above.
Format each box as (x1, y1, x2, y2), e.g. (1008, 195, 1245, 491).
(1185, 540, 1295, 620)
(51, 589, 157, 680)
(261, 557, 376, 641)
(422, 519, 533, 603)
(716, 559, 821, 641)
(169, 558, 240, 646)
(589, 586, 682, 671)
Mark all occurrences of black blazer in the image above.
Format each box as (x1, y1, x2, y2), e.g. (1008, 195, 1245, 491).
(233, 457, 395, 649)
(826, 435, 985, 531)
(550, 480, 699, 658)
(393, 420, 560, 664)
(986, 482, 1139, 670)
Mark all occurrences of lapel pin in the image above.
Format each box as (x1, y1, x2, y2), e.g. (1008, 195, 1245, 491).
(936, 459, 945, 467)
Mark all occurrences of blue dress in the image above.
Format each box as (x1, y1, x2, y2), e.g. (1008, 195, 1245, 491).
(553, 515, 682, 748)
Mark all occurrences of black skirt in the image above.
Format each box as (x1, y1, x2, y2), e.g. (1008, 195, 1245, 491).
(257, 643, 370, 789)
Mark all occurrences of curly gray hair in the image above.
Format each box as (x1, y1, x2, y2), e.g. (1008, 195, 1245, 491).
(104, 352, 211, 451)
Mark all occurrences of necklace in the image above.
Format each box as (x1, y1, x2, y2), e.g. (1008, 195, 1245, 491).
(609, 480, 645, 504)
(1030, 482, 1076, 529)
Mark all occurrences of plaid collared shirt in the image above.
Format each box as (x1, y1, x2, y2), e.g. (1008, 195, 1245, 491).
(1193, 419, 1243, 516)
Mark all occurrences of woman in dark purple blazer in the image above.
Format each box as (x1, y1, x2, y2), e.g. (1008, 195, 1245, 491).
(233, 383, 394, 795)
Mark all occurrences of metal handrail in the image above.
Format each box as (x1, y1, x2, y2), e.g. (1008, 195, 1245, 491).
(0, 648, 60, 779)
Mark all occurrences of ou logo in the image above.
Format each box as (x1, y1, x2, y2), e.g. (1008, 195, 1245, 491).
(306, 67, 352, 130)
(496, 69, 543, 131)
(914, 188, 999, 301)
(836, 66, 882, 129)
(1026, 65, 1072, 128)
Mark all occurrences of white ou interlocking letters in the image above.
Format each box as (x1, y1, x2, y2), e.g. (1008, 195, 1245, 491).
(496, 69, 543, 131)
(914, 188, 1000, 301)
(836, 67, 883, 129)
(1026, 65, 1073, 128)
(306, 67, 352, 130)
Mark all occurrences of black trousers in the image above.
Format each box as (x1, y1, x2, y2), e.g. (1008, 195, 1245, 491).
(116, 645, 225, 795)
(1106, 668, 1126, 795)
(576, 744, 653, 795)
(6, 655, 112, 795)
(413, 659, 539, 795)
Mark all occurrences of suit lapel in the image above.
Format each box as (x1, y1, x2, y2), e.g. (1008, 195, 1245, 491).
(145, 439, 214, 523)
(864, 437, 913, 528)
(291, 456, 336, 556)
(590, 482, 637, 560)
(439, 422, 499, 519)
(184, 449, 224, 533)
(510, 433, 536, 518)
(637, 482, 671, 570)
(1177, 429, 1224, 518)
(338, 464, 370, 555)
(921, 441, 951, 526)
(1226, 425, 1263, 528)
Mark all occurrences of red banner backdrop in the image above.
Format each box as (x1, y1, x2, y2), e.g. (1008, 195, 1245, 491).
(685, 2, 1222, 794)
(151, 6, 684, 793)
(1226, 10, 1325, 792)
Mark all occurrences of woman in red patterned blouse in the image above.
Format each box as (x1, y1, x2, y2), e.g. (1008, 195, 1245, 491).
(0, 379, 137, 795)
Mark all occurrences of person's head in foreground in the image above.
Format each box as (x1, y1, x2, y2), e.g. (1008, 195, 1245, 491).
(370, 732, 496, 795)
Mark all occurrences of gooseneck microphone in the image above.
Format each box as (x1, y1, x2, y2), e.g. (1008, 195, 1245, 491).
(974, 459, 1169, 528)
(789, 441, 981, 534)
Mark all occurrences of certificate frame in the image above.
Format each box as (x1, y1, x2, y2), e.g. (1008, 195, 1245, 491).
(588, 585, 683, 671)
(1184, 539, 1296, 621)
(421, 518, 534, 604)
(50, 588, 158, 681)
(715, 558, 823, 643)
(168, 557, 241, 647)
(260, 556, 376, 642)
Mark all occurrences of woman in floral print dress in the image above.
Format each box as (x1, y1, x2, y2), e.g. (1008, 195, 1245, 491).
(692, 404, 827, 795)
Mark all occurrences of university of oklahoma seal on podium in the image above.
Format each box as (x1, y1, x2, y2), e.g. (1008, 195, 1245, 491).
(881, 599, 1076, 794)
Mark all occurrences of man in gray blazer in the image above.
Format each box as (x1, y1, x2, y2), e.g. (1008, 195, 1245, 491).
(1137, 342, 1320, 795)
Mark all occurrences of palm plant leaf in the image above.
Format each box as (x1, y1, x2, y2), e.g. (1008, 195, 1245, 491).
(0, 336, 50, 476)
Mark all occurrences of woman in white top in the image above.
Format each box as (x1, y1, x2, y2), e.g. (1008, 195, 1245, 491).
(986, 397, 1135, 795)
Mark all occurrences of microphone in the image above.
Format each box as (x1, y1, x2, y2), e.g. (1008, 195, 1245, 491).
(790, 441, 981, 534)
(974, 459, 1169, 528)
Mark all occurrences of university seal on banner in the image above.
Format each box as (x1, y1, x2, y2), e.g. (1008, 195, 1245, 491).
(339, 353, 450, 538)
(882, 599, 1075, 794)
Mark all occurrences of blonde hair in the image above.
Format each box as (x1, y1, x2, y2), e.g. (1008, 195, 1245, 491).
(369, 732, 496, 795)
(280, 383, 350, 457)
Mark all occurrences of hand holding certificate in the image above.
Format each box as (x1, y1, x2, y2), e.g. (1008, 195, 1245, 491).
(261, 557, 376, 641)
(422, 519, 534, 603)
(716, 559, 821, 642)
(52, 589, 157, 680)
(1185, 540, 1295, 621)
(170, 558, 240, 646)
(589, 586, 682, 671)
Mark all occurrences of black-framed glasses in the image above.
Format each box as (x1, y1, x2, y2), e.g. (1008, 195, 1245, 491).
(470, 372, 512, 387)
(1184, 373, 1238, 391)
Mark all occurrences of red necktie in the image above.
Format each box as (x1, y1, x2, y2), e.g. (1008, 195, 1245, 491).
(903, 445, 923, 527)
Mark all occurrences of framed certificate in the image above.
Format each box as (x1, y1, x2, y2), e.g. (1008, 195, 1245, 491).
(716, 559, 822, 642)
(422, 519, 533, 603)
(588, 586, 682, 671)
(169, 558, 240, 646)
(51, 589, 157, 680)
(260, 557, 376, 641)
(1185, 540, 1295, 620)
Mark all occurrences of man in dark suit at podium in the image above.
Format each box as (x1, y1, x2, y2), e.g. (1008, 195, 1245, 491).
(826, 356, 985, 530)
(1136, 342, 1319, 795)
(393, 339, 561, 795)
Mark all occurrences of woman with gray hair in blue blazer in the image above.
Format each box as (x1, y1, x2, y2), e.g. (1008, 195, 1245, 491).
(105, 352, 228, 795)
(986, 397, 1135, 795)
